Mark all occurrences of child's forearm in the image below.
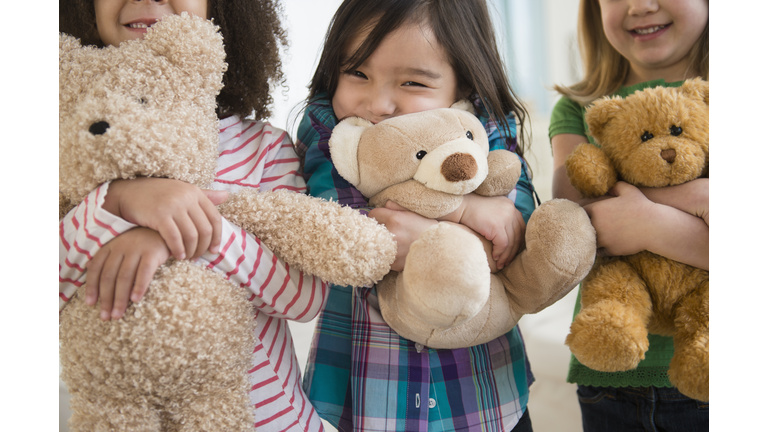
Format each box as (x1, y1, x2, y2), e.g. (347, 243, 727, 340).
(60, 183, 138, 311)
(640, 178, 709, 225)
(196, 217, 329, 322)
(644, 202, 709, 270)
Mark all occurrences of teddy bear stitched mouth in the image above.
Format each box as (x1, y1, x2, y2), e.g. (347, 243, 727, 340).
(441, 153, 477, 182)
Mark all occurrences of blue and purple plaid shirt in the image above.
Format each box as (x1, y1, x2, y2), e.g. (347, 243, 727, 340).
(296, 96, 537, 432)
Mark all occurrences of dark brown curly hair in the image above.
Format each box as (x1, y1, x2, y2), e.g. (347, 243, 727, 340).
(60, 0, 288, 120)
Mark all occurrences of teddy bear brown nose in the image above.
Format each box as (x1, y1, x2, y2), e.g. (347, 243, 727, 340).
(441, 153, 478, 182)
(660, 148, 676, 164)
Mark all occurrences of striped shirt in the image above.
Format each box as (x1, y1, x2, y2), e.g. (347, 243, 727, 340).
(295, 97, 537, 432)
(59, 115, 327, 432)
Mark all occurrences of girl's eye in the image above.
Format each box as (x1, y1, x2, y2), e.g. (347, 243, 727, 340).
(670, 125, 683, 136)
(352, 70, 367, 79)
(403, 81, 426, 87)
(641, 131, 654, 142)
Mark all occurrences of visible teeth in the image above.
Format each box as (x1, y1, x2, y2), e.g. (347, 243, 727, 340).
(129, 23, 149, 29)
(635, 25, 665, 35)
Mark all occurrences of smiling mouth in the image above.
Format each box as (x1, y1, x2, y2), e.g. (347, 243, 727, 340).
(128, 22, 152, 29)
(633, 24, 667, 35)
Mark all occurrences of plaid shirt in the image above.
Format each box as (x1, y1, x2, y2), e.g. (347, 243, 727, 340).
(296, 96, 537, 432)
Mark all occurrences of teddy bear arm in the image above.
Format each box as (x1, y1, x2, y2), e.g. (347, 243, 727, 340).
(498, 199, 596, 314)
(565, 143, 617, 198)
(474, 150, 521, 197)
(218, 189, 396, 287)
(369, 180, 464, 219)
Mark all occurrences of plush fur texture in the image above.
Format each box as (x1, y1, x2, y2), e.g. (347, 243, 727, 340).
(330, 104, 597, 349)
(59, 14, 395, 432)
(564, 78, 709, 402)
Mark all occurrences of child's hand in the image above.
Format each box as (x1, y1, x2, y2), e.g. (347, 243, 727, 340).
(582, 181, 656, 257)
(369, 203, 438, 272)
(84, 227, 170, 321)
(441, 194, 525, 269)
(102, 177, 228, 260)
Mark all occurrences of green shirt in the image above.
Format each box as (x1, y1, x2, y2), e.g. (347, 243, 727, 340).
(549, 79, 683, 388)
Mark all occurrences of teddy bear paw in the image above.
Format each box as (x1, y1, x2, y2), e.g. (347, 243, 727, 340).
(668, 332, 709, 402)
(565, 302, 649, 372)
(400, 223, 491, 328)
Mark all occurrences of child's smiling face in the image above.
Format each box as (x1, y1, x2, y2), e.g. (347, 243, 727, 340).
(94, 0, 209, 47)
(598, 0, 708, 83)
(332, 21, 462, 125)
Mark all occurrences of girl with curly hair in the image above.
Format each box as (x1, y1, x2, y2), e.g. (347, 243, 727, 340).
(59, 1, 328, 430)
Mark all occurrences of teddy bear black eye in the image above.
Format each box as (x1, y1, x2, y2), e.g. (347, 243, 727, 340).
(641, 131, 654, 142)
(89, 121, 110, 136)
(137, 97, 148, 105)
(466, 130, 473, 140)
(416, 150, 427, 160)
(670, 125, 683, 136)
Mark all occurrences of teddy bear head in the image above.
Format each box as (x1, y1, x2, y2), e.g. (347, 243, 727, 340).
(59, 13, 226, 205)
(329, 101, 490, 199)
(585, 78, 709, 188)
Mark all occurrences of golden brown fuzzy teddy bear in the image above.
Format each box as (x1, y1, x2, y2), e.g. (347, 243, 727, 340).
(59, 14, 395, 432)
(564, 78, 709, 402)
(329, 101, 597, 349)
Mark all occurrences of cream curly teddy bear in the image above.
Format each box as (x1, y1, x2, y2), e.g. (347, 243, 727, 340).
(59, 14, 395, 431)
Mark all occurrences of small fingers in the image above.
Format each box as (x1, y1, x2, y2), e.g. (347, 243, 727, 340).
(188, 207, 213, 260)
(84, 249, 108, 306)
(157, 221, 185, 260)
(201, 199, 222, 255)
(111, 254, 140, 320)
(130, 256, 159, 304)
(173, 213, 199, 261)
(98, 253, 123, 321)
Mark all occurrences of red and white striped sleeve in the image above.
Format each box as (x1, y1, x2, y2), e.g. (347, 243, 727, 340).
(59, 182, 137, 312)
(207, 118, 327, 322)
(195, 221, 328, 322)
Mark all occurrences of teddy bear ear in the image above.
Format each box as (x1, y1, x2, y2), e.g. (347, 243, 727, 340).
(60, 34, 86, 105)
(680, 77, 709, 106)
(450, 99, 474, 113)
(585, 96, 623, 144)
(328, 117, 374, 187)
(144, 13, 227, 80)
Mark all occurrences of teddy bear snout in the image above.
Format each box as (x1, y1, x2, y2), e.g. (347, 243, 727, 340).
(660, 148, 676, 164)
(89, 120, 110, 136)
(442, 153, 478, 182)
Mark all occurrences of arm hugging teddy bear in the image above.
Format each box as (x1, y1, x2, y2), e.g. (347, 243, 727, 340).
(329, 101, 597, 349)
(59, 14, 395, 431)
(563, 78, 709, 402)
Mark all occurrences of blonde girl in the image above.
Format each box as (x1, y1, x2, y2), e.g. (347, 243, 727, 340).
(549, 1, 709, 430)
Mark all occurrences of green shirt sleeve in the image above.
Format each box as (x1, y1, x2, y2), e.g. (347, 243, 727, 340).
(548, 96, 587, 141)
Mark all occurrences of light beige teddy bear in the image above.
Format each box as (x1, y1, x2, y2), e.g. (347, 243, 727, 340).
(564, 78, 709, 402)
(329, 102, 597, 349)
(59, 14, 395, 431)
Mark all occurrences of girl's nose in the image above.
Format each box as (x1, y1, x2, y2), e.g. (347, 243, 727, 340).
(627, 0, 659, 16)
(367, 89, 395, 120)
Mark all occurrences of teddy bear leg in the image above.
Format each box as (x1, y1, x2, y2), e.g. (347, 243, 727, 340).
(67, 392, 160, 432)
(499, 199, 596, 314)
(169, 388, 255, 432)
(399, 222, 491, 328)
(565, 259, 652, 372)
(668, 279, 709, 402)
